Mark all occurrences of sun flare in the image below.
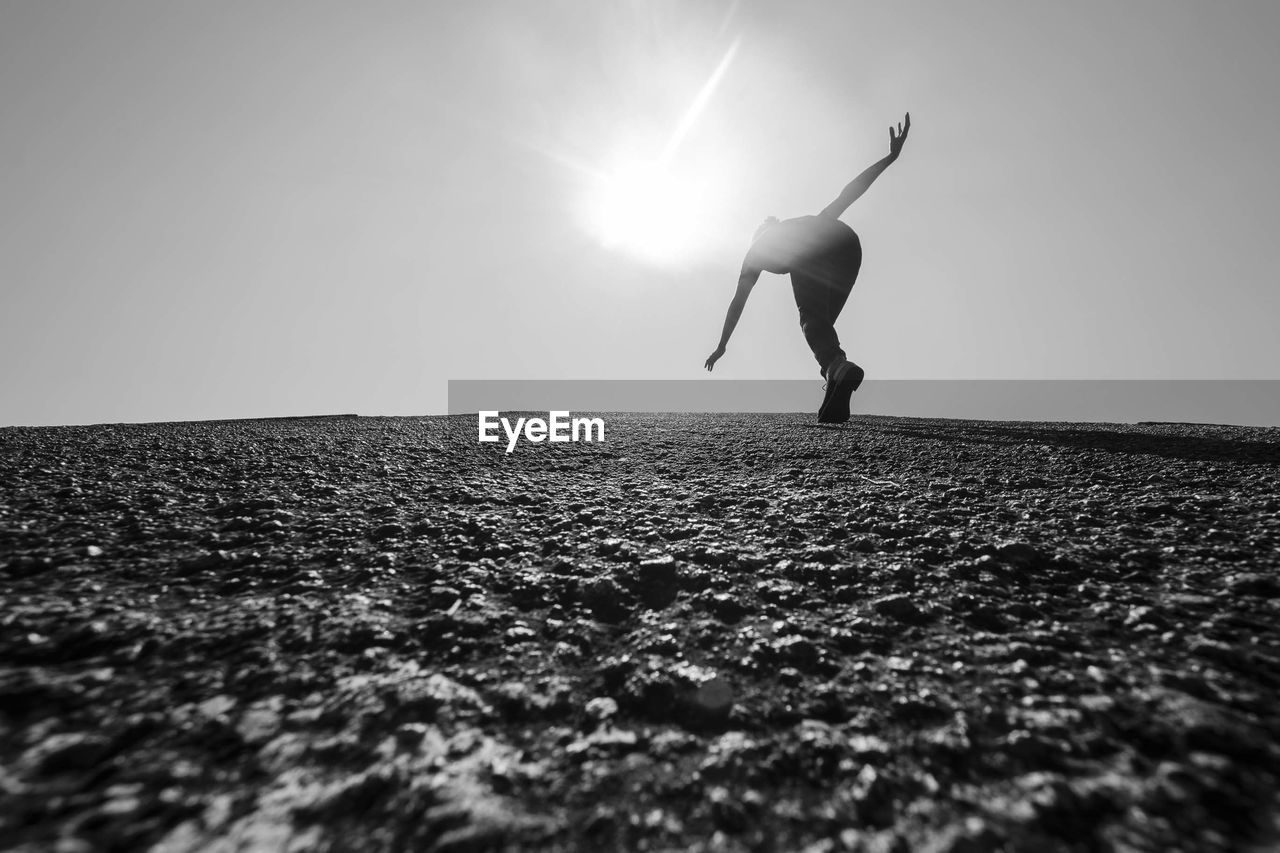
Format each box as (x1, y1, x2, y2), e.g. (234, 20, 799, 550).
(575, 38, 742, 268)
(584, 160, 709, 266)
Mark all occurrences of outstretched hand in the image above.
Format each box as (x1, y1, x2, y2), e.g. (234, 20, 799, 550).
(889, 112, 910, 160)
(704, 346, 726, 372)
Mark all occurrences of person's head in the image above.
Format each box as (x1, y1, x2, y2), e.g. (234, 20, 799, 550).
(753, 216, 779, 242)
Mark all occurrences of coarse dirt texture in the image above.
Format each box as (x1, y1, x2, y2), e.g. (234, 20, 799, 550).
(3, 412, 1280, 853)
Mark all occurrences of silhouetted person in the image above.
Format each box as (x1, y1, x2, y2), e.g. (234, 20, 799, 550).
(705, 113, 910, 423)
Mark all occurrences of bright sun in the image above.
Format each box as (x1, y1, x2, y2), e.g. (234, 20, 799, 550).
(583, 160, 709, 266)
(576, 38, 741, 268)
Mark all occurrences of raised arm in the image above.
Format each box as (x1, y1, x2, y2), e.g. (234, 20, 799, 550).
(704, 261, 762, 371)
(818, 112, 910, 220)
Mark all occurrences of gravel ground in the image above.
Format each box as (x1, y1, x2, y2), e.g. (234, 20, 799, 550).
(2, 412, 1280, 852)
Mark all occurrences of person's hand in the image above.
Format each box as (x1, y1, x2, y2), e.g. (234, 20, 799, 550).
(889, 112, 910, 160)
(704, 346, 726, 372)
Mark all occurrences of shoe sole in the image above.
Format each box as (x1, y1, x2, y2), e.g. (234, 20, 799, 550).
(817, 364, 865, 424)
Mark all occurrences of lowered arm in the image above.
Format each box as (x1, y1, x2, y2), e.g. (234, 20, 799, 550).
(705, 262, 762, 371)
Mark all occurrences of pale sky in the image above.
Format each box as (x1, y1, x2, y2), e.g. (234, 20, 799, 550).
(3, 1, 1279, 425)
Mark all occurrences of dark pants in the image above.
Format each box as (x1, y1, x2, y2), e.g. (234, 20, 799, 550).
(790, 232, 862, 376)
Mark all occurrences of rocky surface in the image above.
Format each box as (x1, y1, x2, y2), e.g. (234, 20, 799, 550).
(2, 412, 1280, 852)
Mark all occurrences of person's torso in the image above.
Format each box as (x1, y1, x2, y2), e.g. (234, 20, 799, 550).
(747, 215, 858, 275)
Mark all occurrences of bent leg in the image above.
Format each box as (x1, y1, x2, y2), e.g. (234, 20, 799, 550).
(827, 242, 861, 324)
(792, 242, 862, 376)
(791, 271, 844, 375)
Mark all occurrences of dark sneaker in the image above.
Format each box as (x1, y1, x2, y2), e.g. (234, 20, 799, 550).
(817, 360, 864, 424)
